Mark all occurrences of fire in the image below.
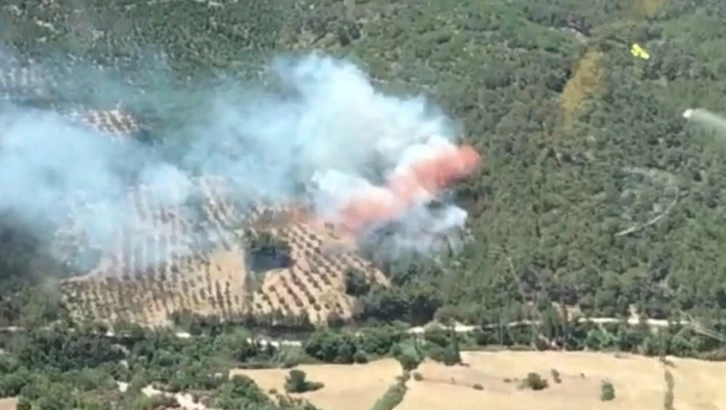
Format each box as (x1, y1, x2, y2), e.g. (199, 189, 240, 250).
(333, 144, 481, 235)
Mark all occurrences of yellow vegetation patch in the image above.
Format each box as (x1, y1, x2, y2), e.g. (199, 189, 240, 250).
(635, 0, 664, 18)
(400, 351, 726, 410)
(559, 49, 605, 131)
(232, 359, 402, 410)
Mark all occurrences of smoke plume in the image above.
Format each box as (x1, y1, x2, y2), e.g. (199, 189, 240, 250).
(683, 108, 726, 135)
(0, 51, 475, 273)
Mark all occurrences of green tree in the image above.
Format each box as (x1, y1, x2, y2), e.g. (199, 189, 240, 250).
(284, 370, 323, 394)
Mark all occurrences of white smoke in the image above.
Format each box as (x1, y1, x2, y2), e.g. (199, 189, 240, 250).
(186, 53, 471, 253)
(683, 107, 726, 135)
(0, 52, 472, 272)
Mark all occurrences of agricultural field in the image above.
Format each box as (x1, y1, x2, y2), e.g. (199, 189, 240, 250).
(239, 351, 726, 410)
(232, 359, 402, 410)
(57, 169, 389, 326)
(0, 86, 386, 327)
(59, 205, 389, 326)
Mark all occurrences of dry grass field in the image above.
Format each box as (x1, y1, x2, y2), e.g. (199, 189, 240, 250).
(404, 351, 726, 410)
(237, 351, 726, 410)
(232, 359, 403, 410)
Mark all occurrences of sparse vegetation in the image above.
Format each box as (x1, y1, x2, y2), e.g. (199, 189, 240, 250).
(521, 372, 549, 391)
(370, 376, 408, 410)
(664, 370, 675, 410)
(601, 380, 616, 401)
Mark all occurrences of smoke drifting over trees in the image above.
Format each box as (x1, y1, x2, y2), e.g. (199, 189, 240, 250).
(0, 51, 474, 273)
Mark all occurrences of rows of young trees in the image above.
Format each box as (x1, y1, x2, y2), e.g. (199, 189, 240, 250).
(0, 0, 726, 368)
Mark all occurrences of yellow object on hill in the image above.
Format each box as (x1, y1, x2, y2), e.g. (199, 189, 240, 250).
(630, 43, 650, 60)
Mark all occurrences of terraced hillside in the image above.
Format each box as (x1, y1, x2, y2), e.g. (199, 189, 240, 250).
(59, 184, 388, 326)
(61, 106, 141, 141)
(0, 57, 389, 327)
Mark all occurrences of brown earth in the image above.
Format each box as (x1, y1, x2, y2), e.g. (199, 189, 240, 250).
(0, 398, 17, 410)
(238, 351, 726, 410)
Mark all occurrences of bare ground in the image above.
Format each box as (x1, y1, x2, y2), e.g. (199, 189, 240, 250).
(0, 398, 17, 410)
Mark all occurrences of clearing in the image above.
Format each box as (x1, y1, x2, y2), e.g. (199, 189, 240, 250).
(239, 351, 726, 410)
(0, 398, 16, 410)
(231, 359, 402, 410)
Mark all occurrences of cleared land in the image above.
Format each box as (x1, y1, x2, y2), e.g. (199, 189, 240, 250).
(232, 359, 402, 410)
(0, 398, 17, 410)
(238, 351, 726, 410)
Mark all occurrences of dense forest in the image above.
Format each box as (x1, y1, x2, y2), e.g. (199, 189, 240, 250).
(1, 0, 726, 407)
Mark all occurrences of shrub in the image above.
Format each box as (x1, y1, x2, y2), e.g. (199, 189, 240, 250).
(371, 381, 407, 410)
(344, 268, 371, 297)
(15, 397, 31, 410)
(472, 383, 484, 390)
(284, 369, 324, 393)
(353, 351, 369, 364)
(521, 372, 548, 391)
(551, 369, 561, 383)
(396, 351, 421, 371)
(412, 372, 423, 381)
(600, 380, 615, 401)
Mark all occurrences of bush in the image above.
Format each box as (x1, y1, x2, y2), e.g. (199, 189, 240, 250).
(521, 372, 548, 391)
(472, 383, 483, 390)
(353, 351, 369, 364)
(284, 369, 324, 393)
(551, 369, 561, 383)
(371, 381, 407, 410)
(145, 395, 179, 409)
(15, 397, 31, 410)
(427, 345, 461, 366)
(412, 372, 423, 381)
(600, 380, 615, 401)
(395, 351, 421, 371)
(344, 268, 371, 297)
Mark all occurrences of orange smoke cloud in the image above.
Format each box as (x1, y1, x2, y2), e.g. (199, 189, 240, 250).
(334, 144, 481, 234)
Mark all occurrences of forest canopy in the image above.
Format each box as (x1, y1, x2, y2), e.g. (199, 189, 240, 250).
(0, 0, 725, 333)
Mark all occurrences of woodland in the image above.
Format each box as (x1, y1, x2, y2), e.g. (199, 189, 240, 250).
(1, 0, 726, 408)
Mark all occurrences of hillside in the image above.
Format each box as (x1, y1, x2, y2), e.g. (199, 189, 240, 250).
(59, 183, 388, 325)
(0, 0, 725, 332)
(1, 0, 726, 408)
